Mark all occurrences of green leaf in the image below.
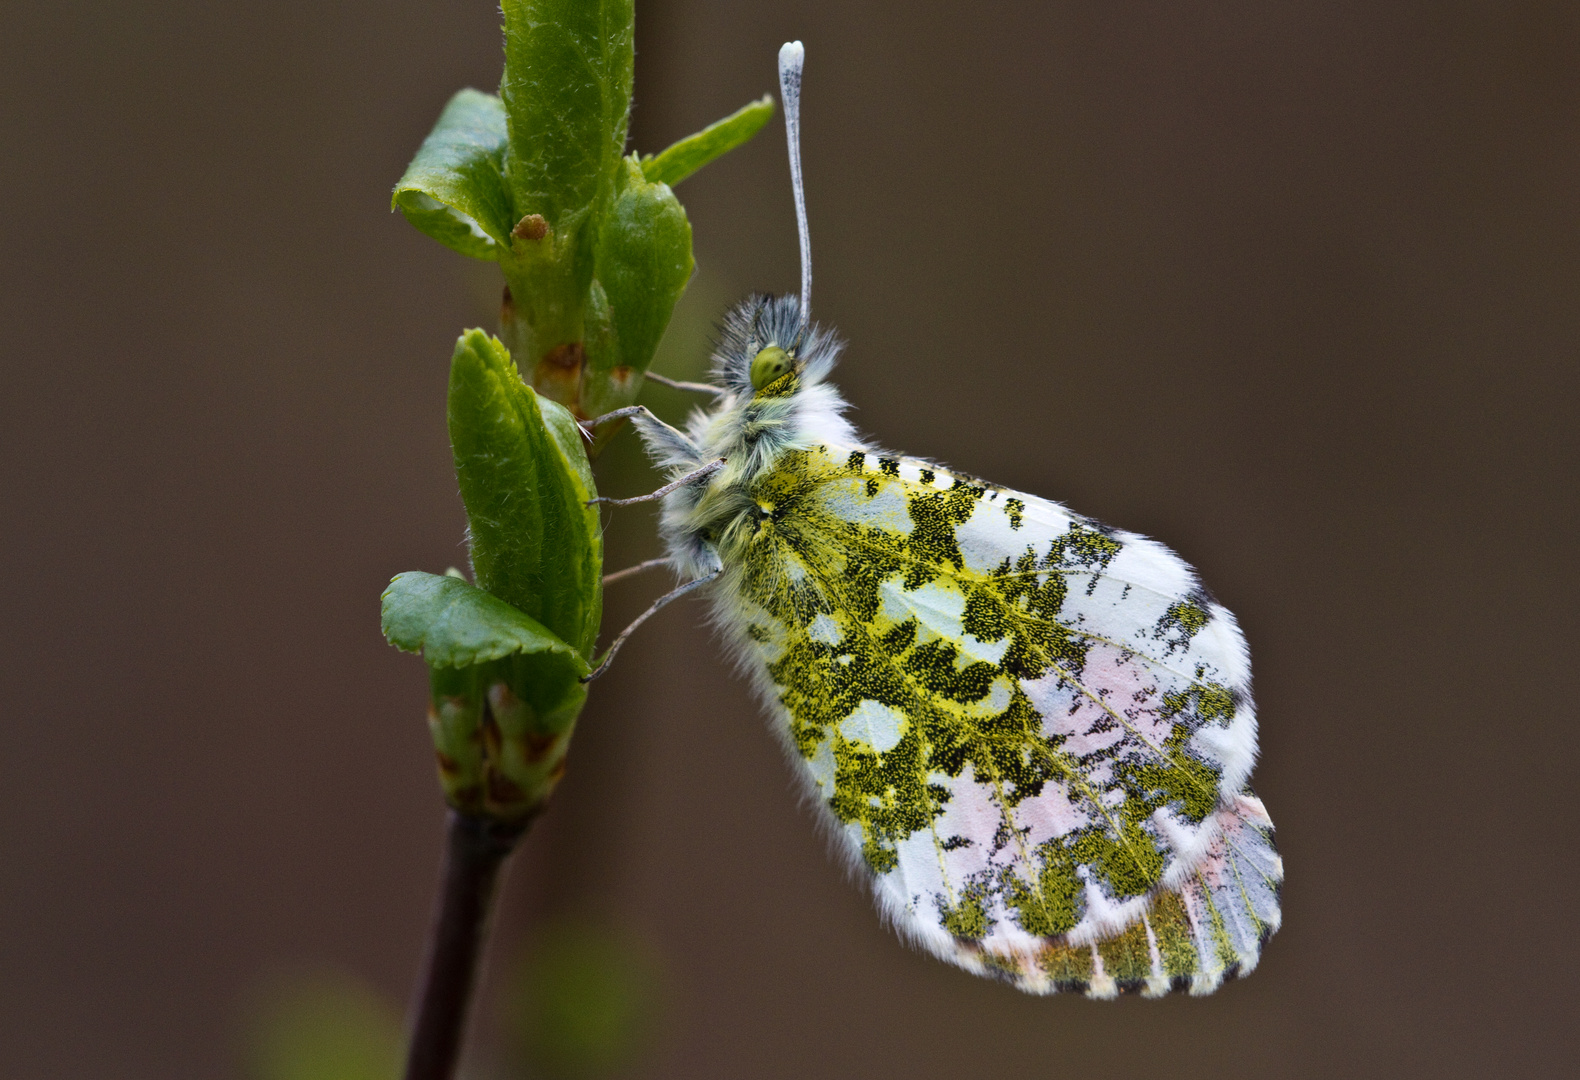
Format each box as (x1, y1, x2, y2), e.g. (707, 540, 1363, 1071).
(496, 0, 634, 379)
(500, 0, 633, 232)
(383, 571, 591, 817)
(387, 329, 604, 820)
(424, 662, 488, 809)
(640, 95, 775, 187)
(581, 158, 695, 419)
(447, 330, 602, 658)
(381, 571, 587, 674)
(392, 89, 513, 259)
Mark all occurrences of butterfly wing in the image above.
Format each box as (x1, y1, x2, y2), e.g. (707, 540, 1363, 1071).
(713, 444, 1281, 996)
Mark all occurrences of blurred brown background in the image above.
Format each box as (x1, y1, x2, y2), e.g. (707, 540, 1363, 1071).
(3, 1, 1577, 1077)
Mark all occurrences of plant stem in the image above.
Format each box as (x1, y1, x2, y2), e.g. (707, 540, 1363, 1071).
(404, 809, 533, 1080)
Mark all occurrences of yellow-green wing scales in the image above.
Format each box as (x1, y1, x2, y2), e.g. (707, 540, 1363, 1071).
(712, 444, 1282, 997)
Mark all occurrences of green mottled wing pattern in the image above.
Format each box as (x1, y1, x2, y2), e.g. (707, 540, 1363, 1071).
(715, 444, 1281, 997)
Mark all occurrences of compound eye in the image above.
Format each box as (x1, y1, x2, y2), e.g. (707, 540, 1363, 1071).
(749, 345, 793, 390)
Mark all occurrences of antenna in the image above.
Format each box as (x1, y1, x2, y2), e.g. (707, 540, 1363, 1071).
(778, 41, 811, 323)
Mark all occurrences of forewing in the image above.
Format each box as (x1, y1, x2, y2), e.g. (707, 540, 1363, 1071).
(718, 445, 1281, 996)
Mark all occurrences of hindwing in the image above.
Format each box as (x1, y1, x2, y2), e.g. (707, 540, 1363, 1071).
(713, 444, 1282, 996)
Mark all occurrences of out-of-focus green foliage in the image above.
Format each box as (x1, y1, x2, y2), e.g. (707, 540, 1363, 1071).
(248, 970, 402, 1080)
(508, 918, 665, 1079)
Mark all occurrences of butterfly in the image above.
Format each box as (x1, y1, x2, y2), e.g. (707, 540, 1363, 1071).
(584, 41, 1282, 998)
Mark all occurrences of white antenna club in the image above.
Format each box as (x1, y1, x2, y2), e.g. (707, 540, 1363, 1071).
(778, 41, 811, 323)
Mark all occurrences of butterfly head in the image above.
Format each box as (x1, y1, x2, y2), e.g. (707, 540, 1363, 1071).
(750, 345, 792, 391)
(710, 292, 841, 400)
(686, 44, 855, 456)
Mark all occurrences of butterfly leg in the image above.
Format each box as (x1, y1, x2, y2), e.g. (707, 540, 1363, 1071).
(582, 569, 721, 682)
(602, 557, 673, 585)
(581, 404, 704, 469)
(642, 371, 724, 396)
(586, 458, 726, 508)
(583, 405, 650, 428)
